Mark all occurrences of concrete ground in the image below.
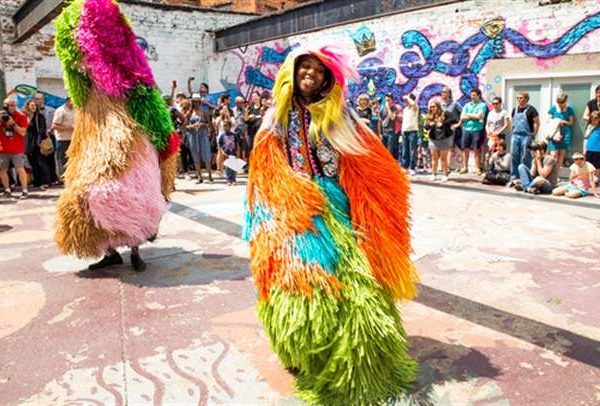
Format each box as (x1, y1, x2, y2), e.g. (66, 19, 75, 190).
(1, 174, 599, 406)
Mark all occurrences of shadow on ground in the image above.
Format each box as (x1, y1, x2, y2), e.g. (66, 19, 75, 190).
(76, 246, 250, 288)
(409, 336, 501, 405)
(416, 284, 600, 369)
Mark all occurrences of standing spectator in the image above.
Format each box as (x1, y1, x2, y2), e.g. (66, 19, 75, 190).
(553, 152, 597, 198)
(582, 84, 600, 127)
(0, 97, 29, 199)
(424, 101, 453, 181)
(369, 98, 382, 138)
(584, 111, 600, 183)
(189, 79, 217, 113)
(510, 91, 540, 178)
(453, 88, 486, 175)
(514, 142, 558, 194)
(23, 99, 53, 191)
(213, 106, 235, 174)
(401, 93, 419, 174)
(218, 120, 239, 186)
(380, 94, 400, 158)
(178, 99, 194, 177)
(186, 94, 214, 183)
(51, 97, 75, 181)
(355, 94, 372, 127)
(214, 93, 233, 118)
(245, 91, 262, 154)
(482, 140, 512, 185)
(485, 96, 510, 153)
(547, 92, 574, 170)
(233, 96, 249, 160)
(34, 93, 57, 184)
(440, 87, 462, 170)
(260, 90, 272, 108)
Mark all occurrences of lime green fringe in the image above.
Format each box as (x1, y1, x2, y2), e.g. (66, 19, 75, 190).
(126, 85, 174, 152)
(53, 0, 90, 107)
(257, 209, 417, 405)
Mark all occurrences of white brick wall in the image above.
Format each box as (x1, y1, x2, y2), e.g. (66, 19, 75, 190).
(0, 1, 251, 97)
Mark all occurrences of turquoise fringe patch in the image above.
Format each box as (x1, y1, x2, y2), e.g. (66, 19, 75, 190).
(242, 199, 272, 241)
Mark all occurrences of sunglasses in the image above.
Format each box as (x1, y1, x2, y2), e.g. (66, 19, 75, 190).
(492, 102, 500, 105)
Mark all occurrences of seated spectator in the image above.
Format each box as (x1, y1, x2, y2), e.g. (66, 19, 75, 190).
(514, 142, 558, 194)
(482, 140, 511, 185)
(553, 152, 598, 198)
(584, 111, 600, 183)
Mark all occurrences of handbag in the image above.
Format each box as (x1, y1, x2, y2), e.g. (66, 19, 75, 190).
(40, 137, 54, 156)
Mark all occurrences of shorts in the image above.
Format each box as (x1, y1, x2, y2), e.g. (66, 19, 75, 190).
(461, 130, 483, 150)
(585, 151, 600, 168)
(0, 153, 25, 170)
(565, 183, 589, 197)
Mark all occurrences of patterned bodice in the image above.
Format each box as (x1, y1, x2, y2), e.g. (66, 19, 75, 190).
(286, 107, 339, 179)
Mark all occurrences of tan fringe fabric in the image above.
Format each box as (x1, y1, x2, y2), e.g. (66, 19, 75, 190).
(159, 153, 178, 199)
(55, 90, 139, 257)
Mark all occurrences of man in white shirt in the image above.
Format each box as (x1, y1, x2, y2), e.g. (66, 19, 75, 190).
(52, 98, 75, 179)
(401, 93, 419, 174)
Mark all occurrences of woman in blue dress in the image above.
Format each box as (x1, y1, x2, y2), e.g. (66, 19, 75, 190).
(186, 94, 214, 183)
(548, 92, 575, 170)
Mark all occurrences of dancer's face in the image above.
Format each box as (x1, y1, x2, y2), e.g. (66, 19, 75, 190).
(295, 55, 327, 100)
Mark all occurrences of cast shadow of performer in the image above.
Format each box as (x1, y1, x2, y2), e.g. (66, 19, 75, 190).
(76, 246, 250, 288)
(409, 336, 502, 405)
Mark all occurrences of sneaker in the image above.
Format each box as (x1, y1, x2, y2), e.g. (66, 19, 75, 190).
(526, 186, 537, 194)
(440, 175, 449, 182)
(208, 177, 214, 184)
(514, 181, 524, 191)
(475, 169, 483, 176)
(409, 169, 416, 176)
(19, 191, 28, 200)
(3, 190, 12, 199)
(39, 185, 47, 191)
(459, 168, 468, 174)
(88, 252, 123, 270)
(429, 174, 437, 181)
(131, 254, 147, 272)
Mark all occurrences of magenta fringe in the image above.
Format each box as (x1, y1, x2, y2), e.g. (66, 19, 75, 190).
(77, 0, 155, 98)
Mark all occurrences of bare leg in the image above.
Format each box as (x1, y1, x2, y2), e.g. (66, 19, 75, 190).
(441, 149, 449, 175)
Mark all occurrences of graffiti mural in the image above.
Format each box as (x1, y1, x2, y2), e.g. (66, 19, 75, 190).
(136, 36, 158, 61)
(8, 84, 66, 109)
(225, 43, 298, 100)
(221, 9, 600, 111)
(393, 12, 600, 109)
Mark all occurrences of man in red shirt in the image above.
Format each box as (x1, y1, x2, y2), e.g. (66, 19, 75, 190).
(0, 98, 29, 199)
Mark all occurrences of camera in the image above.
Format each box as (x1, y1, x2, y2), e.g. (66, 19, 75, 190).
(1, 105, 14, 138)
(1, 104, 10, 122)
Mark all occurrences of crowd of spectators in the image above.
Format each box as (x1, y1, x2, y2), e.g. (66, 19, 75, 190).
(166, 78, 271, 186)
(2, 78, 598, 201)
(351, 85, 600, 199)
(0, 93, 74, 200)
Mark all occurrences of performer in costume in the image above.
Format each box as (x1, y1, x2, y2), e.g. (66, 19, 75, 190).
(243, 45, 419, 405)
(53, 0, 179, 270)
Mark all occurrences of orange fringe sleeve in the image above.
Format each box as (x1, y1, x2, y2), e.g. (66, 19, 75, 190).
(247, 129, 326, 233)
(338, 126, 419, 300)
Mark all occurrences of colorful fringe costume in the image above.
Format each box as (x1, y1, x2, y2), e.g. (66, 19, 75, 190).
(53, 0, 179, 258)
(243, 46, 420, 405)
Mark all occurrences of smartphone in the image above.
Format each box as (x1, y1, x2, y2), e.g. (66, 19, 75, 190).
(172, 80, 177, 88)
